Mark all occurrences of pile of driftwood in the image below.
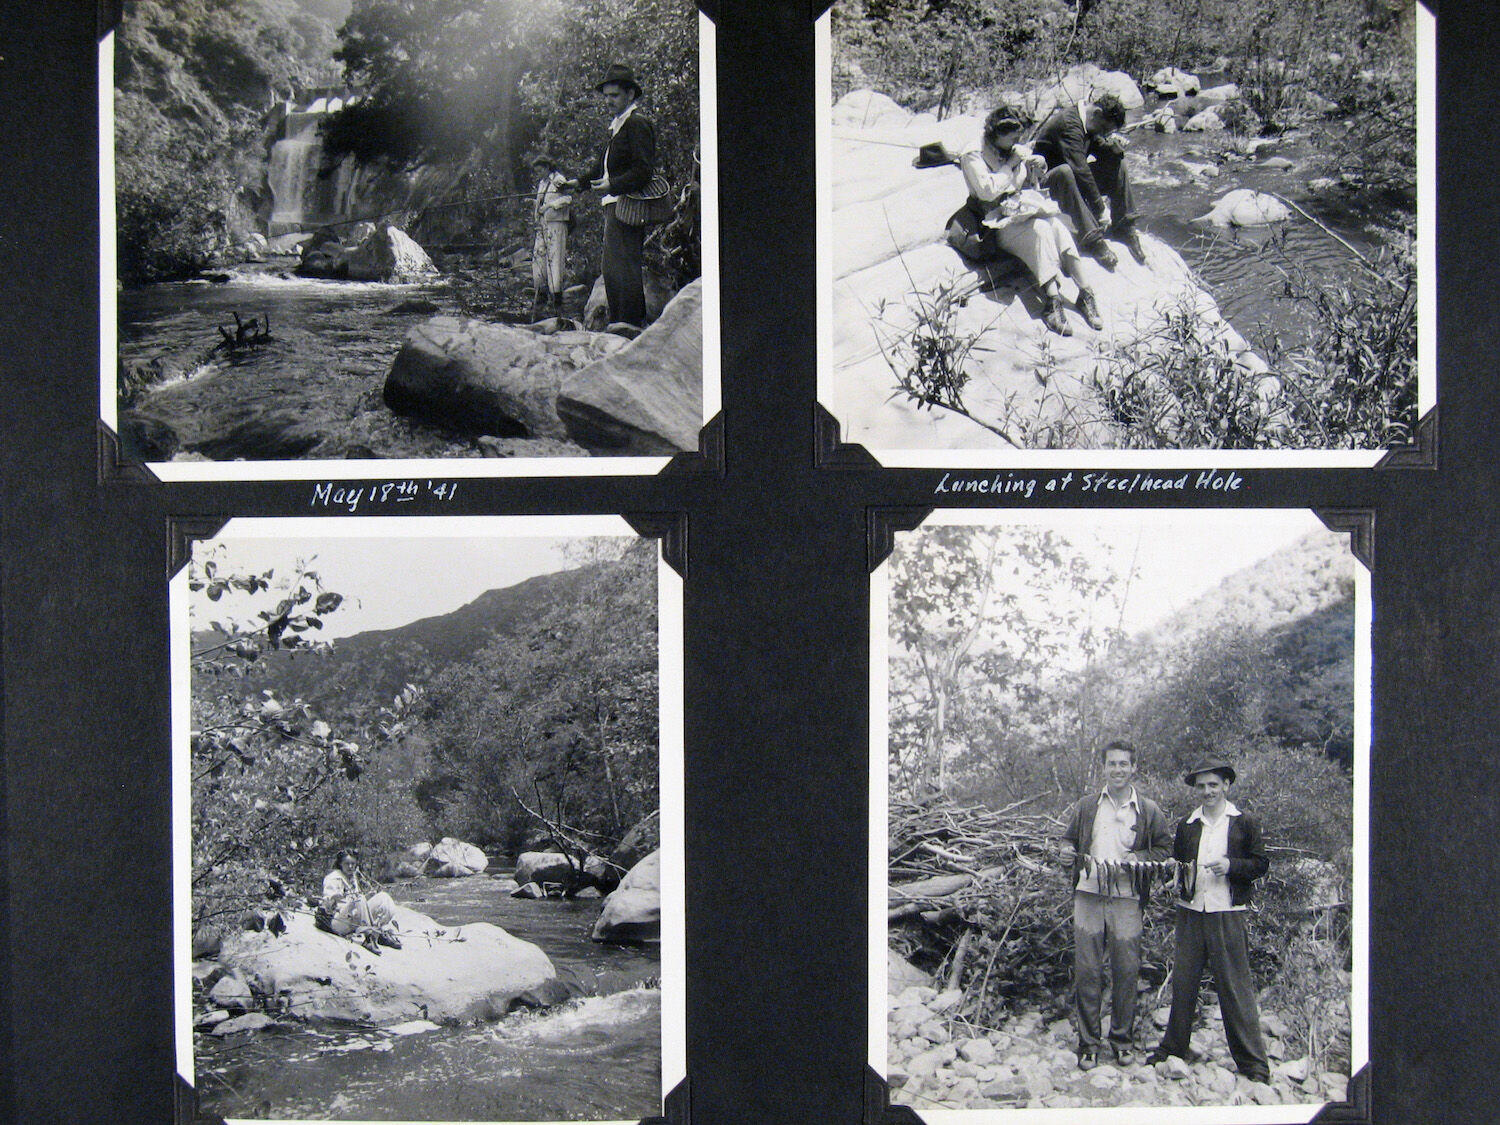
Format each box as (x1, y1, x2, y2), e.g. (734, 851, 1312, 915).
(888, 793, 1076, 1019)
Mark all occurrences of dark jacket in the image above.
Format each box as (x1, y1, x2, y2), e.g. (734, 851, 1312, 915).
(1172, 808, 1269, 907)
(1030, 103, 1110, 214)
(585, 111, 657, 197)
(1062, 789, 1172, 906)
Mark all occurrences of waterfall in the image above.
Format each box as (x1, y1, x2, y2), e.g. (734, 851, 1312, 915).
(266, 98, 356, 236)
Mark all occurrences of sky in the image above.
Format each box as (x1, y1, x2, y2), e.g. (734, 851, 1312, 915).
(185, 516, 639, 641)
(902, 508, 1338, 636)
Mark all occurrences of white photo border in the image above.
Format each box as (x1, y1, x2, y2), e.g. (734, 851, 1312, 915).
(867, 507, 1372, 1124)
(170, 514, 687, 1124)
(817, 8, 1434, 469)
(102, 9, 720, 482)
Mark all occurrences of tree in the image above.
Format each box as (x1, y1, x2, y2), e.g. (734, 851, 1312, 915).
(419, 539, 659, 858)
(188, 550, 420, 928)
(887, 525, 1119, 798)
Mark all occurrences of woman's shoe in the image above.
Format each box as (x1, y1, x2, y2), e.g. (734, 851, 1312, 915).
(1077, 288, 1104, 330)
(1042, 296, 1072, 336)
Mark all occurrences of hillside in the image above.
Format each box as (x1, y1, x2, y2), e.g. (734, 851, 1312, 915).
(193, 562, 607, 716)
(1109, 530, 1357, 768)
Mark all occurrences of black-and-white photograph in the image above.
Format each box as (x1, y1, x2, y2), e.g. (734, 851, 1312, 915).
(107, 0, 713, 476)
(821, 0, 1427, 461)
(872, 509, 1366, 1119)
(174, 516, 683, 1121)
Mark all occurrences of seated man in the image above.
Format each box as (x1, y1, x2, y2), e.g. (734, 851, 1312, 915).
(321, 850, 400, 948)
(1030, 92, 1146, 269)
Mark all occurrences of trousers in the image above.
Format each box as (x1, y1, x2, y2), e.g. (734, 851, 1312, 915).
(1073, 891, 1144, 1047)
(532, 220, 569, 296)
(1159, 906, 1271, 1078)
(1043, 161, 1138, 247)
(602, 204, 647, 327)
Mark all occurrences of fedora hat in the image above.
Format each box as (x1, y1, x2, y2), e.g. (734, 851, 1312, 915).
(1183, 759, 1237, 786)
(595, 64, 642, 97)
(528, 151, 558, 169)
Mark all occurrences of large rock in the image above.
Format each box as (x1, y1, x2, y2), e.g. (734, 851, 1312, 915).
(1147, 67, 1200, 96)
(299, 223, 439, 282)
(591, 848, 661, 943)
(429, 836, 487, 877)
(514, 851, 579, 887)
(219, 904, 556, 1024)
(1029, 66, 1145, 122)
(384, 318, 577, 438)
(823, 101, 1268, 452)
(610, 813, 661, 873)
(557, 279, 704, 455)
(1195, 188, 1291, 227)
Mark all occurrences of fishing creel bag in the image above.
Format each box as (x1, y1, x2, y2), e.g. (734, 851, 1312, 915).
(614, 173, 675, 227)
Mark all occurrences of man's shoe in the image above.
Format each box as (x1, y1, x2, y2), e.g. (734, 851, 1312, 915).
(1088, 240, 1119, 270)
(1111, 1042, 1136, 1066)
(1077, 1047, 1099, 1071)
(1145, 1048, 1172, 1066)
(1243, 1070, 1272, 1085)
(1119, 227, 1148, 266)
(1042, 296, 1072, 336)
(1076, 288, 1104, 330)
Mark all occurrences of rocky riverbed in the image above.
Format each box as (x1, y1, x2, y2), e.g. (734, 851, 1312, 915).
(886, 983, 1350, 1112)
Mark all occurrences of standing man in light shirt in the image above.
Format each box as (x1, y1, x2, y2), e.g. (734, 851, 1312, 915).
(1148, 759, 1272, 1083)
(1059, 740, 1172, 1070)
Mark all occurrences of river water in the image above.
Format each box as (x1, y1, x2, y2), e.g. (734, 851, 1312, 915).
(1120, 123, 1396, 357)
(194, 873, 662, 1122)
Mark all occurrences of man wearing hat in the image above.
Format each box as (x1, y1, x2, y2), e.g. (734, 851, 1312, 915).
(530, 152, 572, 317)
(1147, 759, 1272, 1083)
(1058, 740, 1172, 1069)
(1030, 92, 1146, 269)
(569, 63, 657, 327)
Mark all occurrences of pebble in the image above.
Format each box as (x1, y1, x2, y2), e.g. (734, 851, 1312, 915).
(959, 1037, 996, 1065)
(918, 1020, 951, 1044)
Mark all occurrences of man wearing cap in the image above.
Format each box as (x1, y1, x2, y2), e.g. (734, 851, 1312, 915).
(530, 153, 572, 317)
(1147, 760, 1272, 1083)
(1030, 92, 1146, 269)
(570, 63, 657, 327)
(1058, 740, 1172, 1069)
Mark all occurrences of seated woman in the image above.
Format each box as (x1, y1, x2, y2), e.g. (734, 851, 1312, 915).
(948, 106, 1104, 336)
(321, 850, 400, 948)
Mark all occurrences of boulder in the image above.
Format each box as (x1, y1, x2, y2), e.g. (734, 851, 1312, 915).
(299, 223, 439, 282)
(1031, 66, 1145, 121)
(557, 279, 704, 455)
(889, 949, 932, 994)
(610, 813, 661, 872)
(218, 904, 557, 1024)
(824, 103, 1268, 453)
(1147, 67, 1201, 97)
(213, 1012, 276, 1037)
(1195, 189, 1291, 227)
(429, 837, 487, 877)
(591, 848, 661, 943)
(1198, 82, 1240, 104)
(1183, 106, 1226, 132)
(344, 225, 441, 283)
(208, 973, 253, 1011)
(384, 318, 571, 439)
(514, 851, 579, 887)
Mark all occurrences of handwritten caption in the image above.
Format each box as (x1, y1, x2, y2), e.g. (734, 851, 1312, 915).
(311, 481, 459, 512)
(934, 469, 1244, 498)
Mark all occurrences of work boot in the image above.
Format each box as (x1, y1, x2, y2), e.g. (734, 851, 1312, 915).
(1087, 239, 1118, 270)
(1076, 287, 1104, 330)
(1118, 226, 1148, 265)
(1042, 295, 1072, 336)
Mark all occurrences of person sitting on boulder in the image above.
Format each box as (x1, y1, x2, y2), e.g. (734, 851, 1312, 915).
(949, 105, 1104, 336)
(1030, 92, 1146, 269)
(320, 850, 400, 950)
